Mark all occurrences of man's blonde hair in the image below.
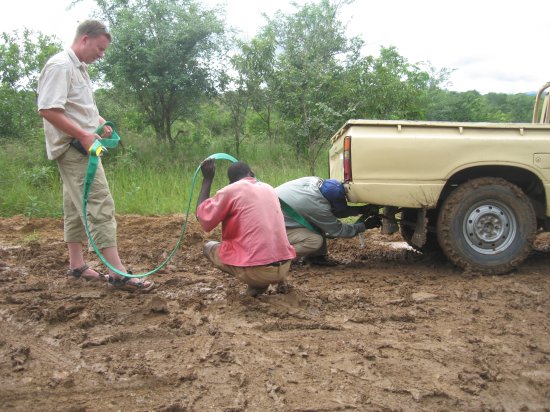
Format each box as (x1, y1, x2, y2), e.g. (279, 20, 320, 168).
(75, 20, 112, 42)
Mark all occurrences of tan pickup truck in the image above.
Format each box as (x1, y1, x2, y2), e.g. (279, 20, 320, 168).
(329, 82, 550, 274)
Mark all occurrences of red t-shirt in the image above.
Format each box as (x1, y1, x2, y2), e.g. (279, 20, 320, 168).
(197, 177, 296, 266)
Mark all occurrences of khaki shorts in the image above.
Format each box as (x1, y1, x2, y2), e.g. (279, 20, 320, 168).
(203, 241, 290, 288)
(56, 146, 117, 249)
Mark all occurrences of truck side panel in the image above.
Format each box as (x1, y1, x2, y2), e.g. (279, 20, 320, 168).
(329, 121, 550, 213)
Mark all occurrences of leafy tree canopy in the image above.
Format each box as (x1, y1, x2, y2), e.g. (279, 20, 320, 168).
(260, 0, 362, 172)
(0, 30, 60, 137)
(92, 0, 227, 142)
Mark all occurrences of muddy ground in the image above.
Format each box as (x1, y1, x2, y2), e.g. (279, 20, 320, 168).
(0, 214, 549, 411)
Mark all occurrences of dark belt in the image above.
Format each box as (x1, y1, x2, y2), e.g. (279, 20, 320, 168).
(266, 260, 290, 267)
(70, 139, 88, 156)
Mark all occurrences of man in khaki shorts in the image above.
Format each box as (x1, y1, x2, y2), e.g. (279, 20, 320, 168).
(37, 20, 153, 291)
(196, 159, 296, 297)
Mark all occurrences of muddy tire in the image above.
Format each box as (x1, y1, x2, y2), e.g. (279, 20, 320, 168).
(436, 177, 536, 274)
(400, 208, 440, 253)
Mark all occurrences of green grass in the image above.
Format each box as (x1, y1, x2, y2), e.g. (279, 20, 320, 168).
(0, 130, 323, 217)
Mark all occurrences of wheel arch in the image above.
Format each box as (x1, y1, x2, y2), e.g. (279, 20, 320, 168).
(439, 165, 547, 226)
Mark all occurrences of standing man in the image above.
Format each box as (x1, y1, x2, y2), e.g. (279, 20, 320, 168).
(37, 20, 153, 291)
(196, 159, 296, 297)
(276, 177, 380, 266)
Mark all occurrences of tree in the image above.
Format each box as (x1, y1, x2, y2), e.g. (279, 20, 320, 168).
(92, 0, 227, 143)
(485, 92, 534, 122)
(222, 81, 250, 156)
(247, 0, 448, 173)
(0, 30, 61, 137)
(425, 89, 535, 123)
(427, 90, 490, 122)
(221, 33, 279, 155)
(344, 46, 450, 121)
(262, 0, 361, 174)
(233, 31, 278, 139)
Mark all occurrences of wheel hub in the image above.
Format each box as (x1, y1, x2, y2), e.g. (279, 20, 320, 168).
(464, 203, 516, 254)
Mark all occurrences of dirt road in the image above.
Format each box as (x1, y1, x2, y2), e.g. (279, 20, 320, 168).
(0, 215, 549, 411)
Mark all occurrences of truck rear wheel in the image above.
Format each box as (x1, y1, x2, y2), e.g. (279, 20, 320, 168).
(436, 177, 536, 274)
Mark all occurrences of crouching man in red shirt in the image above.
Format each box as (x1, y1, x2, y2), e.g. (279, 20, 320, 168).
(196, 159, 296, 297)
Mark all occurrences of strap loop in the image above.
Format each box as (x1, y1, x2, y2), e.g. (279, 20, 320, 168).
(82, 122, 238, 279)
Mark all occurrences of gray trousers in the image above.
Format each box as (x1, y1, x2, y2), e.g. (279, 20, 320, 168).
(286, 227, 326, 258)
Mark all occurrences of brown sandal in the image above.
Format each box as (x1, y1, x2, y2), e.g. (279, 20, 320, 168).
(107, 273, 155, 292)
(67, 265, 107, 282)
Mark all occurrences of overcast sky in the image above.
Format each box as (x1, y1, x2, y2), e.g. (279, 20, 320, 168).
(2, 0, 549, 94)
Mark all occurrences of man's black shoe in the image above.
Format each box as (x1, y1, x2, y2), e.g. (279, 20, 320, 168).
(304, 255, 340, 267)
(246, 285, 268, 297)
(364, 215, 382, 229)
(276, 282, 293, 294)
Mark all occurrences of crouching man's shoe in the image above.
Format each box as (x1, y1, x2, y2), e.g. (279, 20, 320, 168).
(246, 285, 268, 297)
(304, 255, 341, 267)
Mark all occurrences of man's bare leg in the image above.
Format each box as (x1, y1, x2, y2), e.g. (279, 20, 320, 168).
(67, 242, 104, 280)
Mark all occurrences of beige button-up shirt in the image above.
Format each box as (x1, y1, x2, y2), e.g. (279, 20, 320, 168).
(37, 48, 100, 160)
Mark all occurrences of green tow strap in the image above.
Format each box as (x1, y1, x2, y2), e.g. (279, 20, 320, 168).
(278, 199, 320, 234)
(82, 122, 237, 279)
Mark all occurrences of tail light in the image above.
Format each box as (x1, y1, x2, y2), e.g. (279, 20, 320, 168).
(343, 135, 352, 182)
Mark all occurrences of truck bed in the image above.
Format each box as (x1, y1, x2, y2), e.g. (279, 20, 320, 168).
(329, 119, 550, 209)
